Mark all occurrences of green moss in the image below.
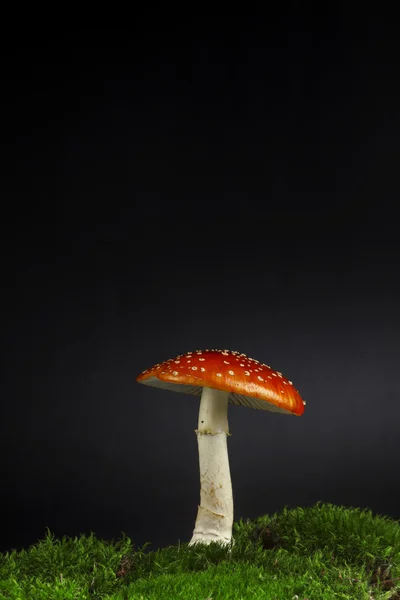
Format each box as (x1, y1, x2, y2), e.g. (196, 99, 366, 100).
(1, 502, 399, 599)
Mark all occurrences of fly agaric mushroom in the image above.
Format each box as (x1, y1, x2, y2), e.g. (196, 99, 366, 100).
(136, 349, 305, 547)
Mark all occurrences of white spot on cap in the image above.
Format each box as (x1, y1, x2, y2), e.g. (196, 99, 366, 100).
(199, 358, 205, 361)
(200, 367, 205, 372)
(223, 360, 230, 364)
(257, 376, 264, 382)
(228, 370, 235, 375)
(244, 371, 250, 376)
(191, 366, 198, 370)
(174, 360, 180, 364)
(216, 373, 222, 377)
(172, 371, 179, 376)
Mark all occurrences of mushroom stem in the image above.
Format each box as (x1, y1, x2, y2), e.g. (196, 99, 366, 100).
(189, 386, 233, 546)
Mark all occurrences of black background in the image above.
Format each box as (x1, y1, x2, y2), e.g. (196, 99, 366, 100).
(1, 11, 399, 554)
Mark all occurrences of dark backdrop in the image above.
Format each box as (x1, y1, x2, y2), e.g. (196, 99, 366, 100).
(1, 12, 399, 554)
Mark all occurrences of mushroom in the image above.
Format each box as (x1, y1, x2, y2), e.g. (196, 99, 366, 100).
(136, 348, 305, 547)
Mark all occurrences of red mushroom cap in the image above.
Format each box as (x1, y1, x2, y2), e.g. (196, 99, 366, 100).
(137, 349, 305, 416)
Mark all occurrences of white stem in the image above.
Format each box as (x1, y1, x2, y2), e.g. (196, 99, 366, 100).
(189, 387, 233, 546)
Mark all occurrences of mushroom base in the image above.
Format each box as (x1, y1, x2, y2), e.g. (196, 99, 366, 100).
(189, 387, 233, 547)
